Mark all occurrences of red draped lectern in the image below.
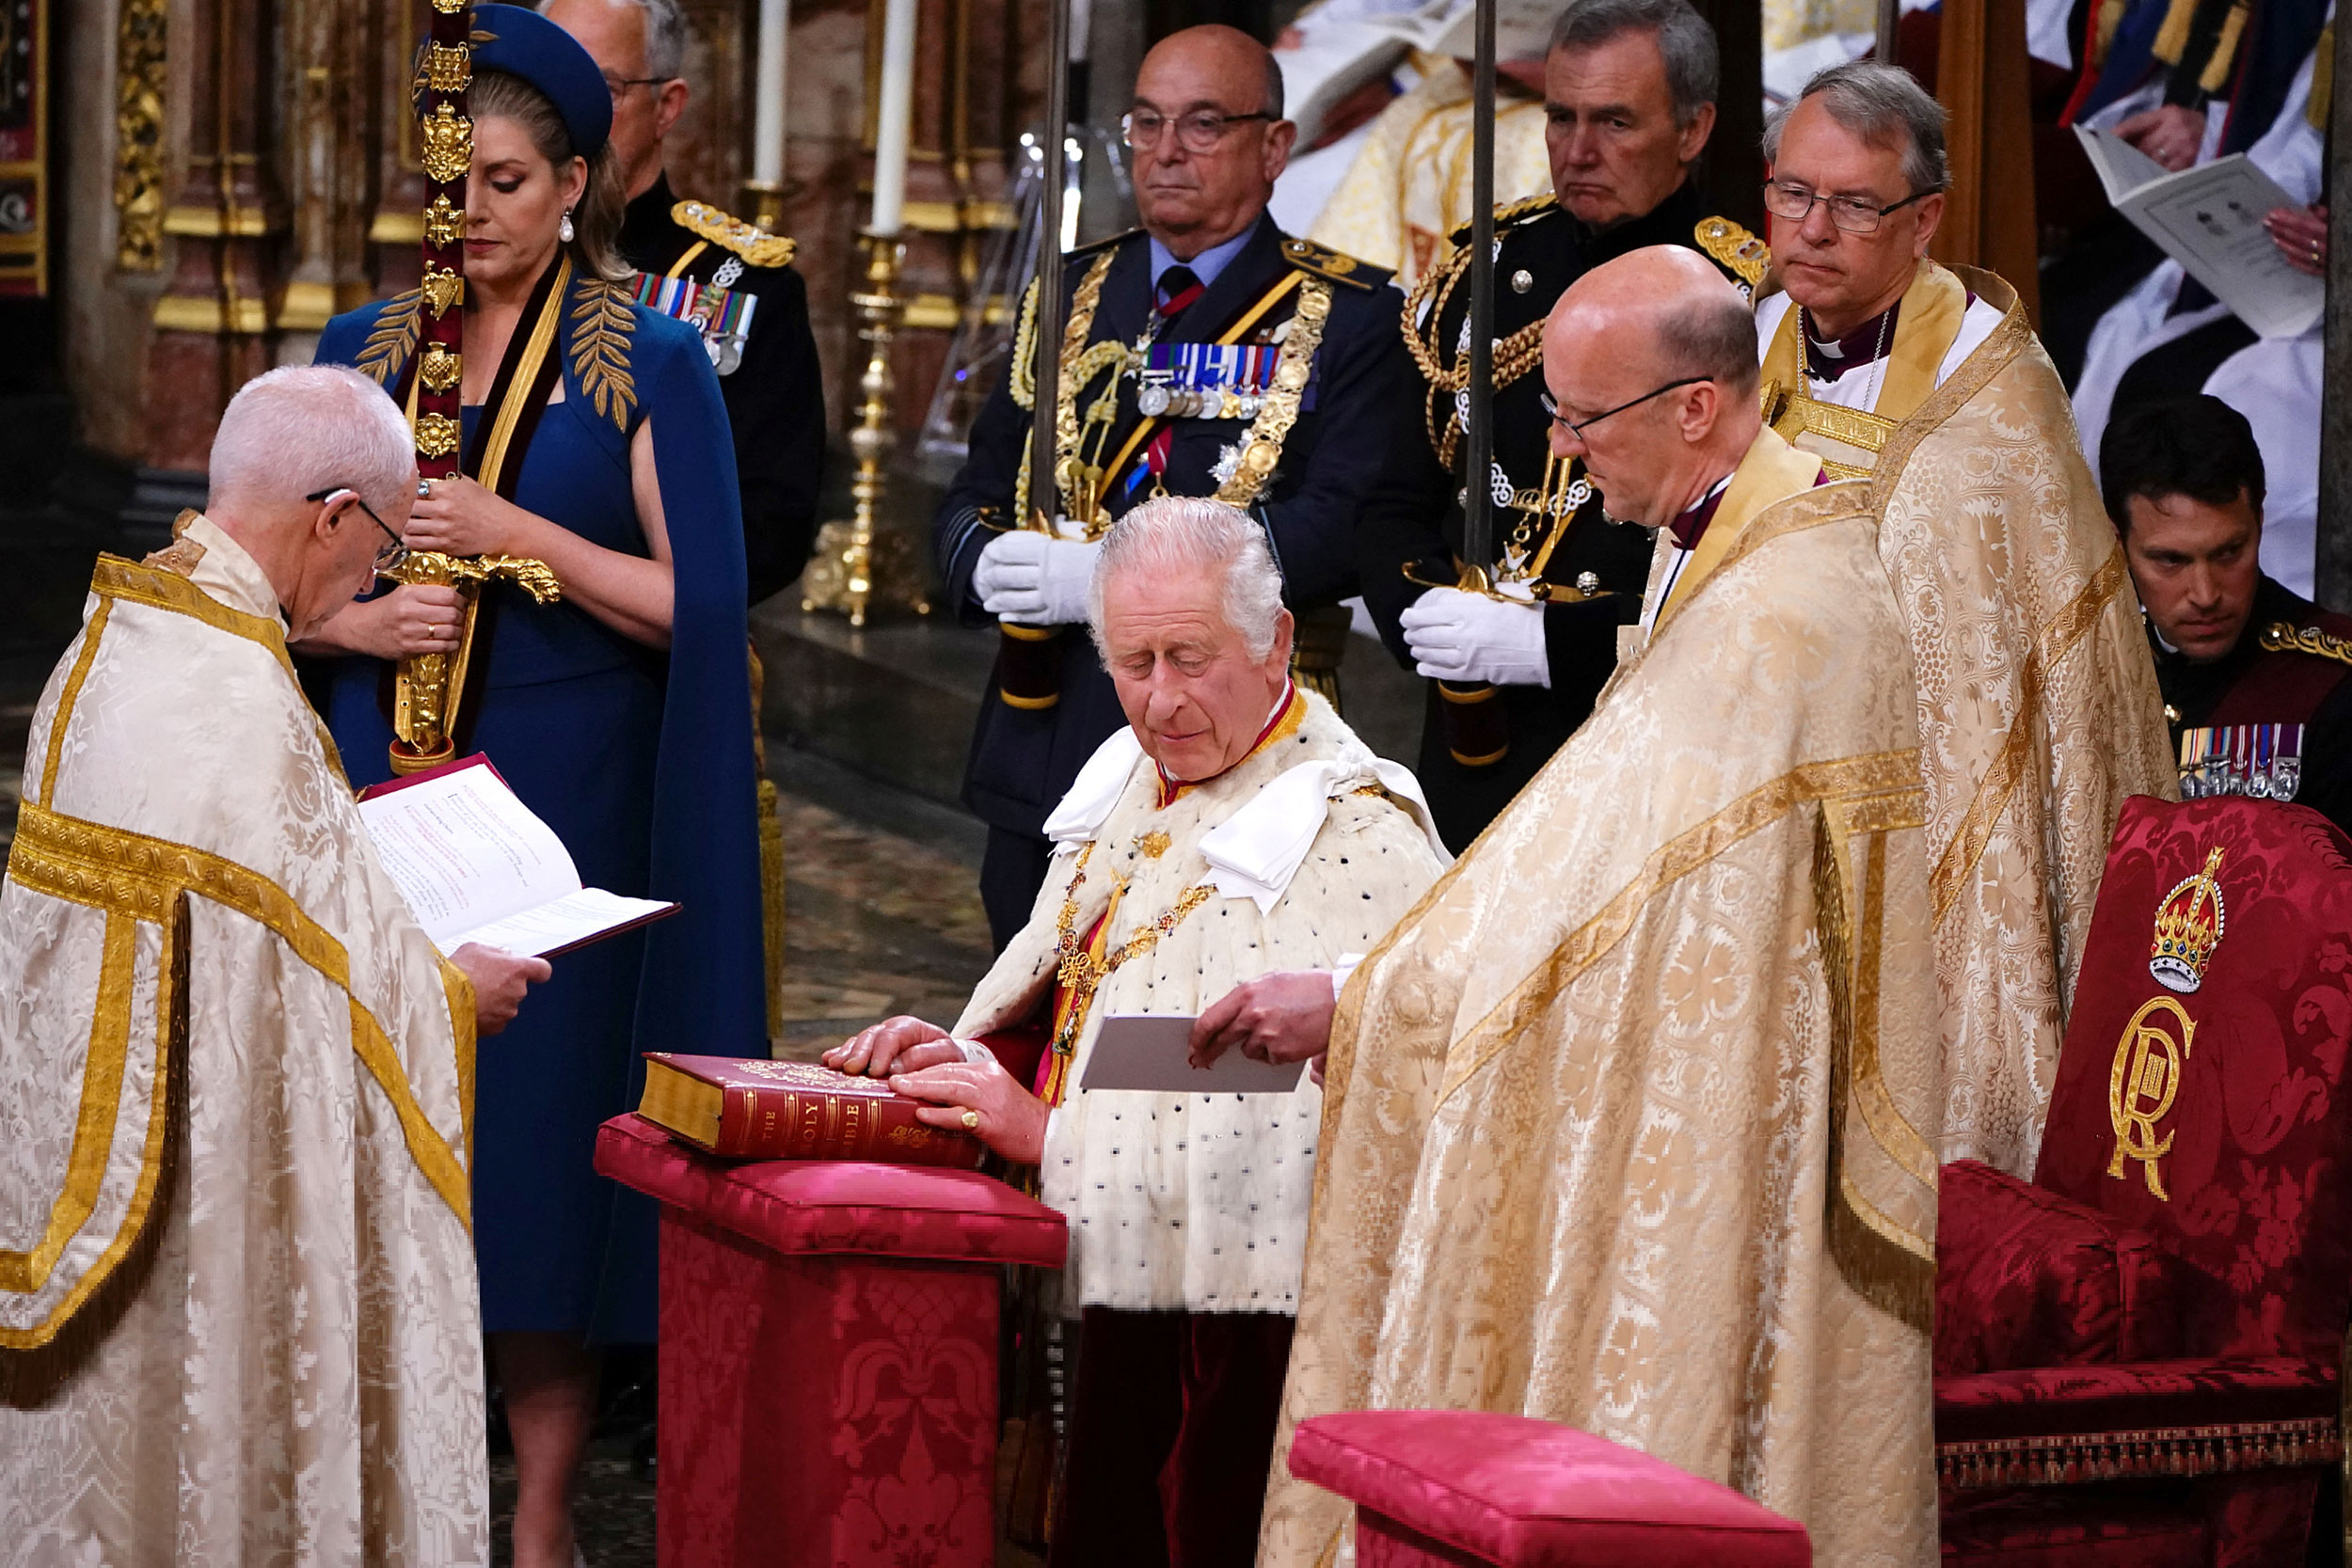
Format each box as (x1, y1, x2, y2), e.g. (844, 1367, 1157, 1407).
(595, 1115, 1069, 1568)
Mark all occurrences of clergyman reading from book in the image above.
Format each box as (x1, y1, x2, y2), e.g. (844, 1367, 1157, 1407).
(825, 495, 1448, 1565)
(0, 365, 547, 1564)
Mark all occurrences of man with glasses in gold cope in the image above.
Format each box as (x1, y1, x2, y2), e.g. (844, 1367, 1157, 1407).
(0, 367, 547, 1562)
(1756, 60, 2170, 1178)
(935, 24, 1416, 948)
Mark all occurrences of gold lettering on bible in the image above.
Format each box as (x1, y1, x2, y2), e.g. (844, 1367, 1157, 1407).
(2106, 996, 2195, 1200)
(380, 552, 563, 773)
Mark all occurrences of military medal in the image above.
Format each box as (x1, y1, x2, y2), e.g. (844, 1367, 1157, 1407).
(2177, 722, 2303, 801)
(631, 272, 760, 375)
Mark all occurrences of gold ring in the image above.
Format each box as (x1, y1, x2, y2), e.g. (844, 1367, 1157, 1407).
(960, 1109, 980, 1130)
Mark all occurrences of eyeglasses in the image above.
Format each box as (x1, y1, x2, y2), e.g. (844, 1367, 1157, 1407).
(1761, 179, 1937, 235)
(604, 73, 672, 102)
(1121, 108, 1277, 153)
(307, 486, 410, 575)
(1539, 377, 1710, 439)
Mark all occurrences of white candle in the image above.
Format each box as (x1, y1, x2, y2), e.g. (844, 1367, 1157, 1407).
(868, 0, 918, 235)
(753, 0, 789, 187)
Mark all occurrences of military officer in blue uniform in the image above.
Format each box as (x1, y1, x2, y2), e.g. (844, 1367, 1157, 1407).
(548, 0, 825, 603)
(1359, 0, 1768, 851)
(2106, 395, 2352, 834)
(937, 24, 1418, 945)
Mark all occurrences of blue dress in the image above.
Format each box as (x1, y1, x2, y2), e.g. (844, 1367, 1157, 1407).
(315, 272, 766, 1342)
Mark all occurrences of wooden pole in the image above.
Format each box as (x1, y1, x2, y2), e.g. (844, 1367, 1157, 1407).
(1931, 0, 2040, 321)
(2315, 17, 2352, 611)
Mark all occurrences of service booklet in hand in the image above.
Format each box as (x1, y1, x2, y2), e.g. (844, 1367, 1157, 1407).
(1078, 1013, 1309, 1094)
(2074, 125, 2322, 339)
(357, 754, 677, 958)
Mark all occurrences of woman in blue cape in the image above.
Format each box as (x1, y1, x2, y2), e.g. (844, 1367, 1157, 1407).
(301, 9, 763, 1560)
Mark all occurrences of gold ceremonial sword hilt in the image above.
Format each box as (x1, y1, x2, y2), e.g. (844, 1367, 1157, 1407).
(381, 550, 563, 775)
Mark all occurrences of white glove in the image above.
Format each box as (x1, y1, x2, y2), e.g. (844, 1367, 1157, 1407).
(1399, 583, 1550, 688)
(974, 531, 1102, 626)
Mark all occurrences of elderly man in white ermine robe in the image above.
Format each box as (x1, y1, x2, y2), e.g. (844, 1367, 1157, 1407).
(0, 367, 543, 1566)
(1756, 62, 2170, 1175)
(1262, 251, 1943, 1568)
(829, 496, 1445, 1564)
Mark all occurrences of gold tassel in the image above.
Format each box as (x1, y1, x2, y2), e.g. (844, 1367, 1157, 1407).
(2152, 0, 2201, 65)
(2200, 4, 2250, 94)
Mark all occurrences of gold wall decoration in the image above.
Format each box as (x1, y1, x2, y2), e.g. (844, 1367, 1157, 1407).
(419, 343, 461, 393)
(112, 0, 168, 270)
(419, 41, 471, 95)
(421, 194, 464, 247)
(420, 103, 472, 184)
(430, 0, 465, 12)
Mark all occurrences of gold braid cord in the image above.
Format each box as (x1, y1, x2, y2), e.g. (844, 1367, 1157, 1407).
(1406, 242, 1546, 468)
(1214, 278, 1332, 508)
(2259, 621, 2352, 668)
(1010, 253, 1115, 530)
(1050, 842, 1216, 1054)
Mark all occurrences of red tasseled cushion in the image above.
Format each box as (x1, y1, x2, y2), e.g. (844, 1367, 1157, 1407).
(1291, 1411, 1811, 1567)
(594, 1113, 1069, 1267)
(1934, 1160, 2184, 1377)
(1933, 1354, 2338, 1445)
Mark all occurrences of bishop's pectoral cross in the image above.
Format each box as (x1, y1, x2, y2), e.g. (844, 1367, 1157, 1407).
(381, 551, 563, 775)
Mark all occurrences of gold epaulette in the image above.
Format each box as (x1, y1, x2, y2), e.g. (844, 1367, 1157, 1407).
(1446, 191, 1558, 248)
(2259, 620, 2352, 669)
(1280, 236, 1379, 289)
(671, 200, 797, 268)
(1694, 215, 1770, 289)
(1070, 227, 1142, 259)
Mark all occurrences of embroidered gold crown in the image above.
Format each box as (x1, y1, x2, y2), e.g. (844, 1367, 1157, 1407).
(2149, 846, 2227, 993)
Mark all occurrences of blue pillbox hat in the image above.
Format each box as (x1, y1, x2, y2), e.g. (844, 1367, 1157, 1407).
(469, 3, 612, 159)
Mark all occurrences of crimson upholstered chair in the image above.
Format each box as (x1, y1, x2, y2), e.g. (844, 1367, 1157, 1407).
(594, 1114, 1069, 1568)
(1934, 796, 2352, 1566)
(1287, 1411, 1812, 1566)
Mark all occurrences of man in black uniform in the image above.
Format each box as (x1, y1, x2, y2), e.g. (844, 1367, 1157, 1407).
(1361, 0, 1767, 850)
(546, 0, 825, 603)
(936, 24, 1418, 945)
(2106, 395, 2352, 833)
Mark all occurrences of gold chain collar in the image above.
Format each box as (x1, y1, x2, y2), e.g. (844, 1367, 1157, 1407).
(1051, 840, 1216, 1055)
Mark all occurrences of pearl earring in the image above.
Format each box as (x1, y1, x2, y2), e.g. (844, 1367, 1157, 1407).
(559, 209, 576, 244)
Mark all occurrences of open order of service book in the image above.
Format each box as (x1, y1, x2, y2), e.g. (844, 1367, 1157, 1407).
(356, 754, 676, 958)
(2074, 124, 2323, 340)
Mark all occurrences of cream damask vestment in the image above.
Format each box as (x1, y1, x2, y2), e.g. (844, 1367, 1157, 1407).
(954, 689, 1445, 1312)
(1759, 261, 2174, 1175)
(0, 516, 486, 1565)
(1261, 430, 1943, 1568)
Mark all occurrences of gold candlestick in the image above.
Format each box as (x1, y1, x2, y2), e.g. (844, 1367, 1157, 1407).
(802, 230, 933, 627)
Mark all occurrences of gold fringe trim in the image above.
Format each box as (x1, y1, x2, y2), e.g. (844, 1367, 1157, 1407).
(1940, 1416, 2340, 1489)
(8, 803, 472, 1228)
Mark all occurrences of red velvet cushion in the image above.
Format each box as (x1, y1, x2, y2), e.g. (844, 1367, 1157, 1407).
(2035, 797, 2352, 1363)
(1934, 1160, 2183, 1377)
(1941, 1487, 2211, 1566)
(1290, 1412, 1811, 1567)
(594, 1113, 1069, 1267)
(1933, 1355, 2338, 1446)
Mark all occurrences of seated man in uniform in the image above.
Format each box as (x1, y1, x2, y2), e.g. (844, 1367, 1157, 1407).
(935, 24, 1417, 950)
(826, 497, 1447, 1565)
(1362, 0, 1768, 852)
(2107, 395, 2352, 830)
(0, 366, 546, 1562)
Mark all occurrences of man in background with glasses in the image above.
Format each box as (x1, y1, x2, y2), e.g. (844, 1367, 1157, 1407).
(1757, 59, 2171, 1180)
(935, 24, 1416, 949)
(544, 0, 824, 606)
(1357, 0, 1770, 853)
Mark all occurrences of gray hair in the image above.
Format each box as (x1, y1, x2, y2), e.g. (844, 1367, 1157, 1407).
(1762, 60, 1948, 196)
(1549, 0, 1719, 127)
(539, 0, 688, 80)
(1087, 498, 1286, 662)
(208, 365, 416, 520)
(1659, 288, 1761, 396)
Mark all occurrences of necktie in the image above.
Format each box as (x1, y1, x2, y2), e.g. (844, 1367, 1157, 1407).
(1156, 264, 1204, 320)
